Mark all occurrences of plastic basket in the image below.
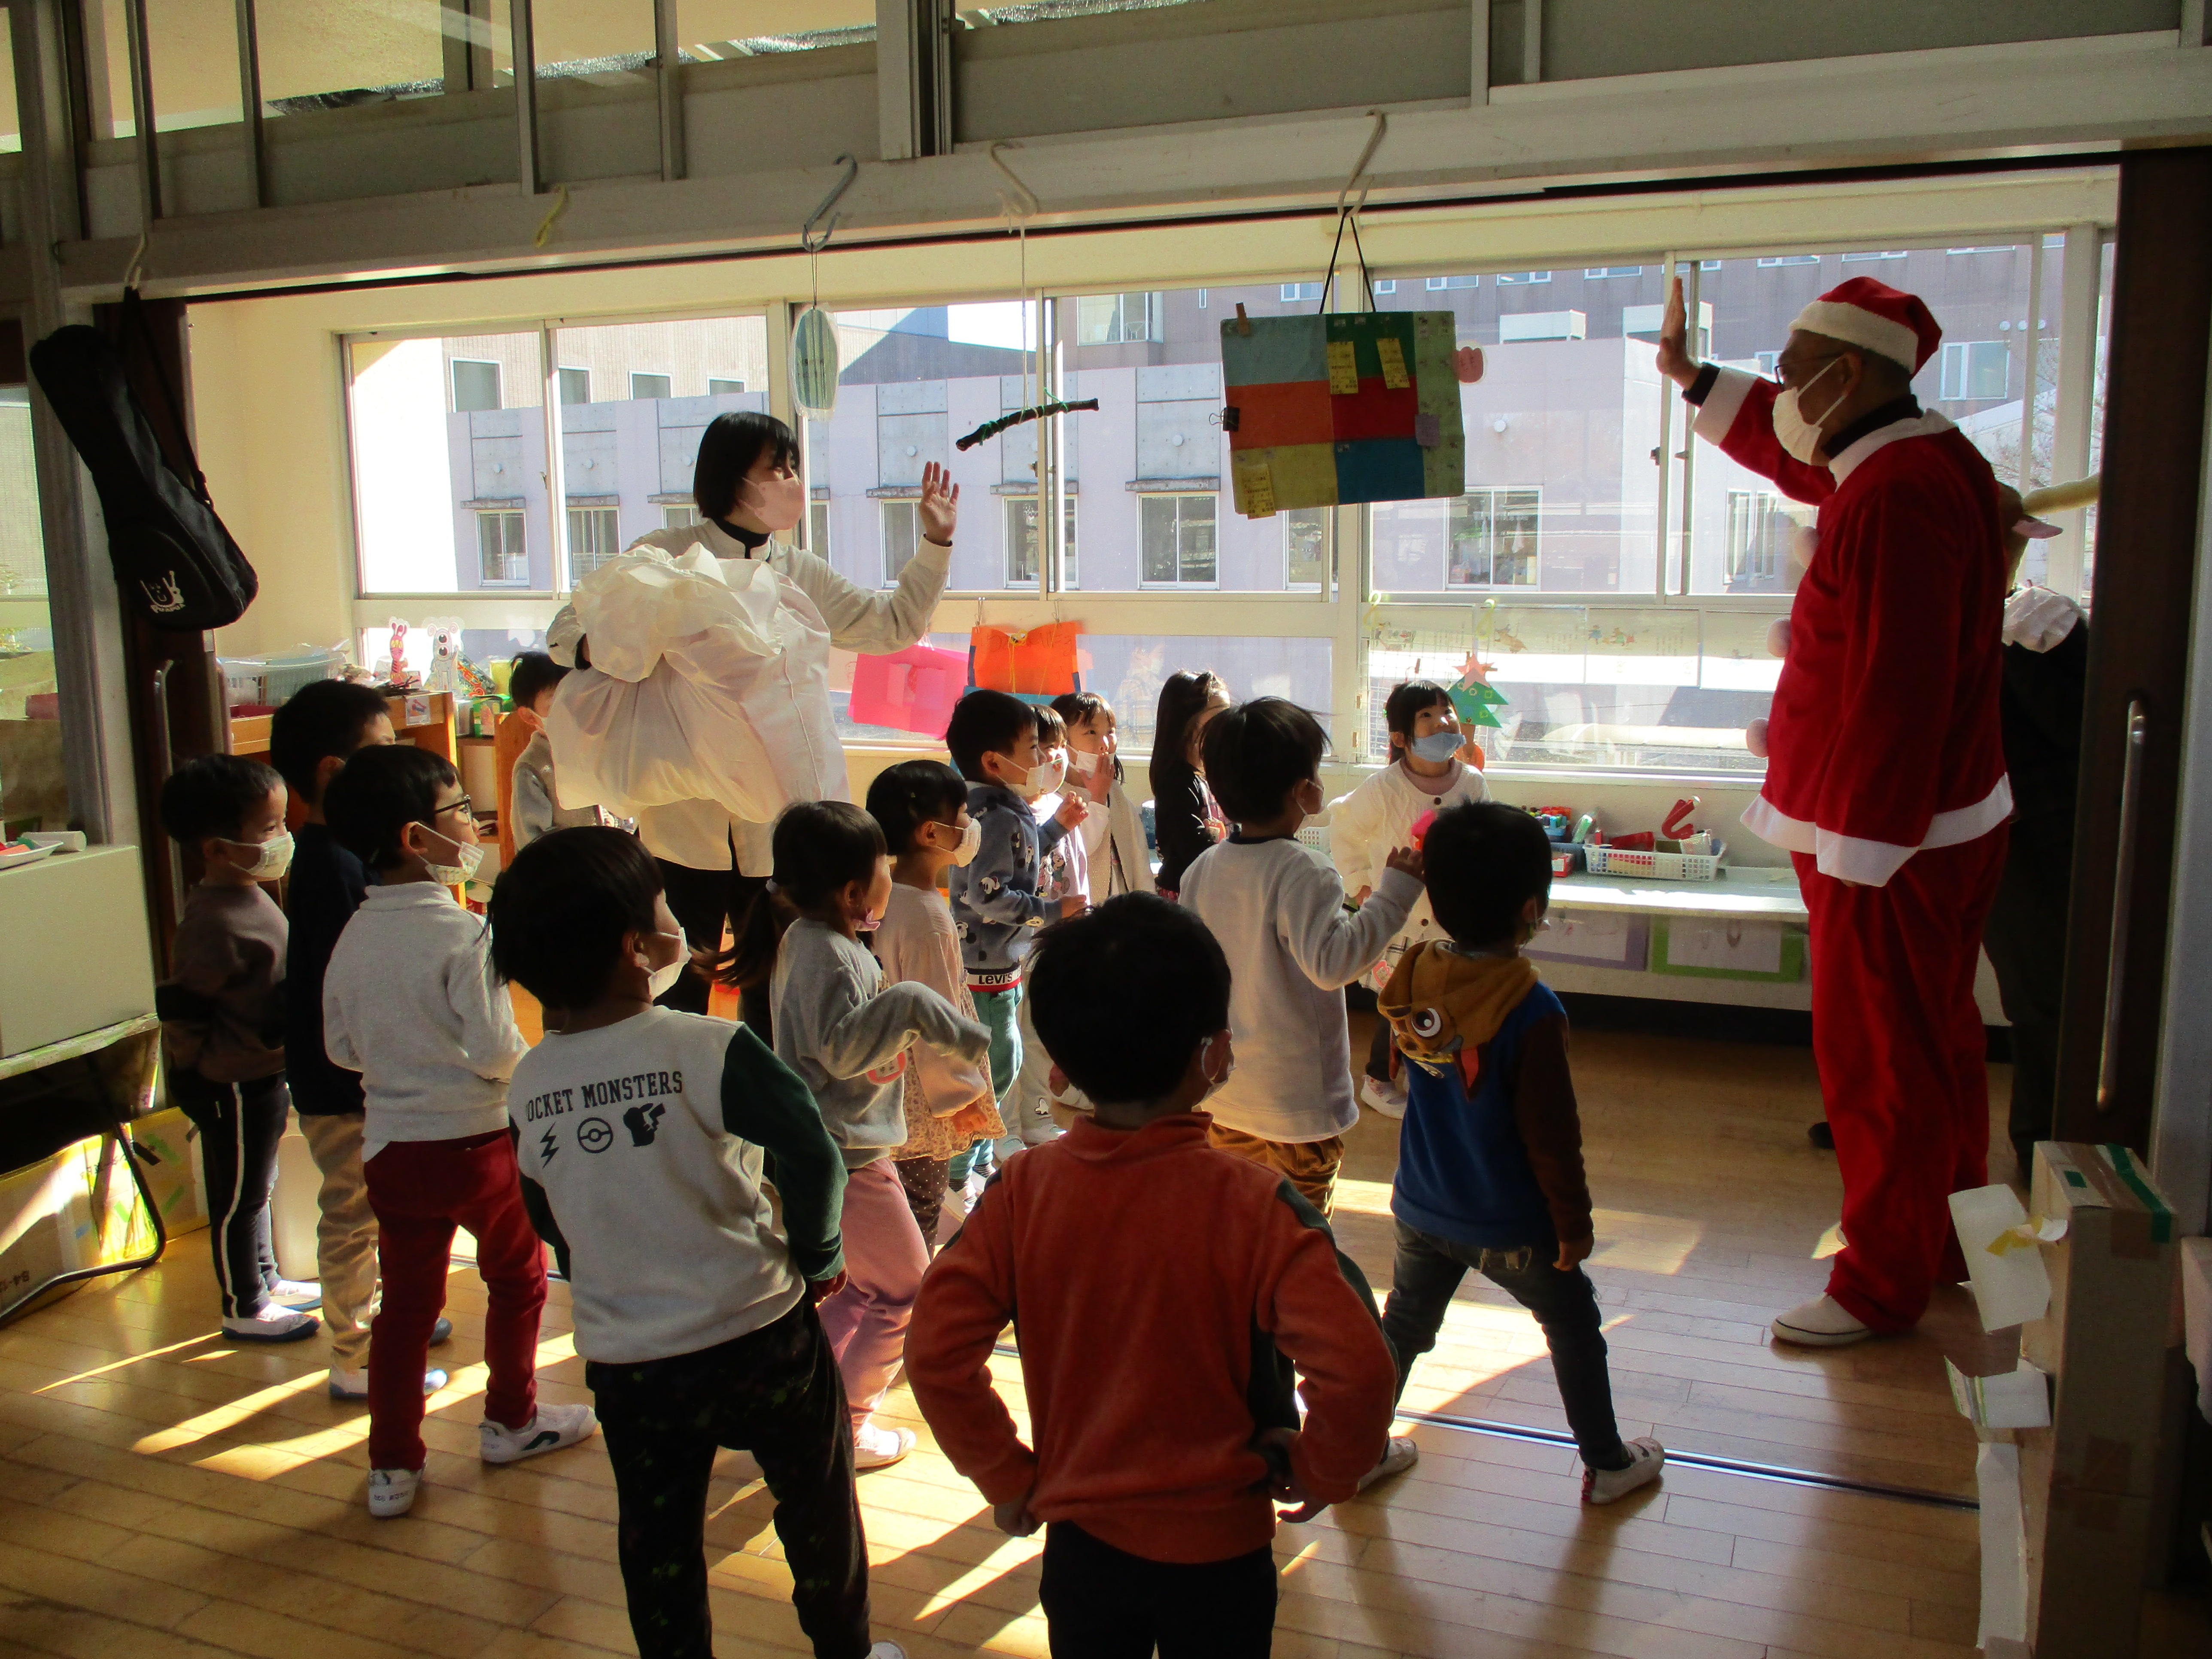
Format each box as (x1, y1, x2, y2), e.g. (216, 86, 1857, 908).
(1583, 841, 1724, 881)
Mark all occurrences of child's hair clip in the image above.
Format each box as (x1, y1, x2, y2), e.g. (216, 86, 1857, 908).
(1409, 808, 1438, 849)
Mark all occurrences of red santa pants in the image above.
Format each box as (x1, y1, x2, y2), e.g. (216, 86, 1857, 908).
(1795, 828, 2007, 1332)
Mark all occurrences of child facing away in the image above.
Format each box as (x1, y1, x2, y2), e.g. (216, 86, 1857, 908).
(502, 649, 615, 856)
(943, 690, 1087, 1151)
(155, 754, 319, 1343)
(1148, 670, 1231, 898)
(1177, 699, 1423, 1216)
(271, 680, 456, 1399)
(864, 761, 1005, 1242)
(1328, 678, 1492, 1119)
(490, 827, 908, 1659)
(1379, 802, 1664, 1506)
(715, 799, 991, 1471)
(322, 744, 597, 1519)
(1053, 690, 1154, 900)
(909, 894, 1403, 1656)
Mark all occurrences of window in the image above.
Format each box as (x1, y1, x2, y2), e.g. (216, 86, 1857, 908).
(1584, 266, 1643, 278)
(1076, 293, 1161, 345)
(451, 359, 501, 413)
(809, 501, 833, 559)
(1280, 283, 1323, 303)
(1286, 507, 1327, 588)
(1940, 340, 2011, 401)
(477, 511, 527, 585)
(1004, 497, 1078, 588)
(1755, 349, 1781, 378)
(1724, 491, 1793, 591)
(1447, 489, 1541, 587)
(1948, 246, 2014, 255)
(1842, 250, 1908, 261)
(1140, 495, 1217, 586)
(1372, 280, 1397, 295)
(663, 505, 701, 530)
(567, 507, 622, 580)
(707, 377, 745, 395)
(1756, 255, 1820, 267)
(630, 372, 673, 401)
(1495, 271, 1552, 285)
(882, 500, 920, 586)
(557, 367, 591, 405)
(1425, 275, 1480, 291)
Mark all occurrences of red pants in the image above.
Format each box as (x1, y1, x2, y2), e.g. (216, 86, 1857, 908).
(363, 1129, 547, 1471)
(1796, 830, 2006, 1333)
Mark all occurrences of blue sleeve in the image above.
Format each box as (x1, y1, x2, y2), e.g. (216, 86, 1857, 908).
(961, 804, 1052, 926)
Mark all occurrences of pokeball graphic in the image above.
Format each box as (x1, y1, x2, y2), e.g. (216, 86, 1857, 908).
(577, 1118, 614, 1154)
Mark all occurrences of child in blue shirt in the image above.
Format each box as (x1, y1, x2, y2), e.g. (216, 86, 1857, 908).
(1377, 802, 1665, 1507)
(944, 691, 1086, 1158)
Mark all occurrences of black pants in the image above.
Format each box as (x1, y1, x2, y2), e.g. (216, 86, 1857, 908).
(173, 1071, 289, 1320)
(1037, 1522, 1277, 1659)
(1382, 1220, 1628, 1469)
(655, 855, 772, 1037)
(1983, 813, 2070, 1178)
(893, 1154, 948, 1243)
(1365, 1017, 1394, 1084)
(586, 1300, 869, 1659)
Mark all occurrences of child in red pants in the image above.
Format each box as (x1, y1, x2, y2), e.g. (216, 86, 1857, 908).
(323, 744, 596, 1519)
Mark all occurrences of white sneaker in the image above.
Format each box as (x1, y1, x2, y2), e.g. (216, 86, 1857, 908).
(1357, 1435, 1419, 1492)
(222, 1307, 319, 1343)
(1360, 1075, 1408, 1119)
(1583, 1437, 1665, 1505)
(867, 1645, 908, 1659)
(329, 1367, 450, 1401)
(853, 1423, 916, 1471)
(1770, 1294, 1875, 1348)
(480, 1402, 598, 1465)
(267, 1277, 322, 1309)
(366, 1467, 419, 1518)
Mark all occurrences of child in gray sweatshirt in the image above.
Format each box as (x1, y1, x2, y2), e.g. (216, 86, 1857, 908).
(716, 800, 989, 1470)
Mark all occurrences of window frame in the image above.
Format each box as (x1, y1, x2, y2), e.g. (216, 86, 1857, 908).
(476, 509, 528, 587)
(450, 357, 502, 413)
(1138, 492, 1220, 590)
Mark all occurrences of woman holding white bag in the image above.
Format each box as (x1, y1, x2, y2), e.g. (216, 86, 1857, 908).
(545, 411, 958, 1021)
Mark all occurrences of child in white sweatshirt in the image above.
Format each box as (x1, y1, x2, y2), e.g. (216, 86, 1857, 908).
(1178, 699, 1423, 1215)
(1328, 678, 1492, 1117)
(715, 799, 990, 1470)
(322, 744, 596, 1520)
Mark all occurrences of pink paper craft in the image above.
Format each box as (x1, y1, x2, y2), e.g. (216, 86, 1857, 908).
(849, 643, 967, 738)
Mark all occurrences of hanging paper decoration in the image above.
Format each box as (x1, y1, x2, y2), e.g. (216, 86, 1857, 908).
(970, 622, 1081, 696)
(1449, 678, 1508, 730)
(848, 642, 967, 739)
(1219, 309, 1466, 518)
(790, 305, 840, 419)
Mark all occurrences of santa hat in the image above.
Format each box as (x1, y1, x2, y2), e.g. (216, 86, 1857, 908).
(1790, 278, 1942, 374)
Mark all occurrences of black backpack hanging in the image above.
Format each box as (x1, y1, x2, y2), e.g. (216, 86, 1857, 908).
(28, 293, 257, 630)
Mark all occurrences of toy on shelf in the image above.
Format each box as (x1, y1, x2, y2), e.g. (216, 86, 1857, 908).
(456, 656, 497, 699)
(376, 617, 422, 693)
(422, 616, 465, 696)
(1661, 796, 1700, 841)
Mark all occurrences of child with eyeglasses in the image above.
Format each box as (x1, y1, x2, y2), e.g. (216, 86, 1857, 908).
(322, 743, 596, 1520)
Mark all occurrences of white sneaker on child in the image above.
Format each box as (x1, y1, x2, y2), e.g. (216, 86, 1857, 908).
(222, 1307, 319, 1343)
(1769, 1293, 1874, 1348)
(1360, 1075, 1408, 1120)
(1582, 1437, 1665, 1505)
(1357, 1435, 1420, 1492)
(853, 1423, 916, 1471)
(267, 1277, 322, 1309)
(366, 1467, 420, 1518)
(329, 1366, 450, 1401)
(867, 1645, 908, 1659)
(480, 1402, 598, 1464)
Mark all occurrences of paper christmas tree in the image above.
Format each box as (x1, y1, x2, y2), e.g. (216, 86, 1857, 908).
(1220, 310, 1466, 518)
(1449, 678, 1508, 730)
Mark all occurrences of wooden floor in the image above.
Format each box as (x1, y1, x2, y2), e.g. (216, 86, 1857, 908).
(5, 1018, 2208, 1659)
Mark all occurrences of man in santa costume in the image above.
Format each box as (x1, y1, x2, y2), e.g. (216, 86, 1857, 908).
(1657, 275, 2011, 1347)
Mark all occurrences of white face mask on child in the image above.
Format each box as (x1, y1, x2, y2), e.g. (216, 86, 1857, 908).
(646, 927, 689, 1000)
(415, 824, 484, 887)
(1409, 729, 1463, 763)
(931, 818, 983, 866)
(1009, 752, 1067, 802)
(224, 830, 295, 881)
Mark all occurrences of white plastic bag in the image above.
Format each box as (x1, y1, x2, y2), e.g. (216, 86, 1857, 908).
(546, 547, 845, 824)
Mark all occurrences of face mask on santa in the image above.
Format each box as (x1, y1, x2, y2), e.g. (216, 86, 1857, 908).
(1770, 356, 1849, 466)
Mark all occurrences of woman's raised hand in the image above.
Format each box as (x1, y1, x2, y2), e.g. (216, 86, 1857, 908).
(919, 461, 960, 546)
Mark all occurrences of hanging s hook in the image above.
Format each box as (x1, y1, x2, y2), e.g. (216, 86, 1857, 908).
(988, 141, 1041, 224)
(122, 231, 149, 294)
(800, 154, 860, 254)
(1336, 110, 1388, 215)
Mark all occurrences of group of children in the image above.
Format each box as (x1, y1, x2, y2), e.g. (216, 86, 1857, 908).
(152, 665, 1660, 1659)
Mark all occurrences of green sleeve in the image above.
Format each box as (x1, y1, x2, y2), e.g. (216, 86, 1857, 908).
(719, 1026, 846, 1281)
(509, 1127, 574, 1282)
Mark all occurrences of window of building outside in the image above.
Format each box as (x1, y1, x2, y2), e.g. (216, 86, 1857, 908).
(1075, 293, 1161, 345)
(665, 505, 702, 530)
(1724, 491, 1793, 591)
(882, 500, 921, 586)
(1447, 489, 1541, 587)
(1004, 497, 1077, 588)
(1586, 267, 1644, 279)
(478, 511, 528, 586)
(1496, 272, 1552, 286)
(1426, 276, 1479, 291)
(1286, 507, 1327, 589)
(630, 372, 674, 401)
(708, 377, 745, 395)
(567, 507, 622, 580)
(1141, 495, 1217, 587)
(558, 368, 591, 405)
(452, 359, 501, 413)
(1941, 340, 2012, 401)
(1281, 283, 1323, 303)
(809, 500, 833, 560)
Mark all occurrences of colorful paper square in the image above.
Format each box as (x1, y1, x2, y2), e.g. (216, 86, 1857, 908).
(1334, 437, 1425, 504)
(1228, 380, 1335, 450)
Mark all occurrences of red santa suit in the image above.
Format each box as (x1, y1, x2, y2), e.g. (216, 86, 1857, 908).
(1687, 279, 2011, 1332)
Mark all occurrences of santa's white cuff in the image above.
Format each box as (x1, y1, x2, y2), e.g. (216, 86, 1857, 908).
(1740, 774, 2014, 888)
(1692, 366, 1757, 446)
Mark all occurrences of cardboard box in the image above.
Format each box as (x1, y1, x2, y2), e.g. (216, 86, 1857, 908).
(125, 1106, 209, 1238)
(2017, 1142, 2179, 1658)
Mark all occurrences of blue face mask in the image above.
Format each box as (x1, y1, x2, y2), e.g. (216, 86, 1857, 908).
(1410, 729, 1463, 763)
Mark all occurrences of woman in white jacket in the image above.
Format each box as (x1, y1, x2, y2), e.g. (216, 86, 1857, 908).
(1328, 678, 1491, 1117)
(545, 412, 956, 1024)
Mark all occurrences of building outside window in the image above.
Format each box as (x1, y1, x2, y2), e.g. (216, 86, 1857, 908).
(1757, 255, 1820, 267)
(452, 359, 501, 413)
(630, 372, 673, 401)
(1004, 497, 1078, 588)
(1585, 266, 1644, 278)
(1725, 490, 1794, 591)
(1280, 282, 1323, 302)
(707, 377, 745, 395)
(1446, 489, 1540, 587)
(882, 499, 921, 586)
(557, 367, 590, 404)
(1426, 275, 1479, 291)
(477, 510, 526, 585)
(1140, 494, 1217, 586)
(663, 505, 701, 530)
(1495, 271, 1551, 285)
(567, 507, 621, 580)
(1841, 250, 1908, 261)
(1076, 292, 1161, 345)
(1941, 340, 2011, 401)
(809, 501, 832, 559)
(1286, 507, 1326, 588)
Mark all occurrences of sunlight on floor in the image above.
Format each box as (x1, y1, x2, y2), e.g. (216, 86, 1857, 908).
(35, 1331, 215, 1390)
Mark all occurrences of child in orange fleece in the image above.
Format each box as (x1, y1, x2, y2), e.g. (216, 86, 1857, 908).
(907, 894, 1399, 1655)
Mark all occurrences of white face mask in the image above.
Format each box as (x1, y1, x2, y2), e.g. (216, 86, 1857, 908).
(1409, 729, 1463, 763)
(1200, 1033, 1235, 1098)
(736, 470, 806, 535)
(415, 823, 485, 887)
(932, 818, 982, 867)
(1004, 752, 1066, 802)
(225, 830, 295, 882)
(647, 927, 688, 1000)
(1771, 357, 1847, 465)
